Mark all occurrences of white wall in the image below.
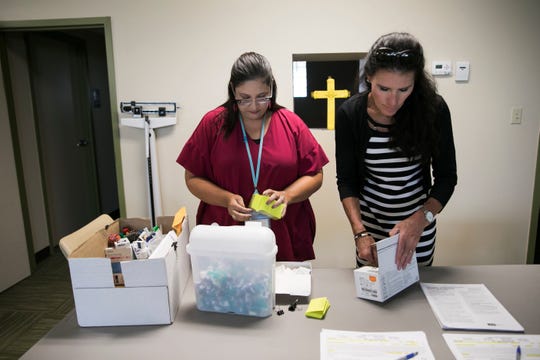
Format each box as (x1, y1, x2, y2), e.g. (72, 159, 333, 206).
(2, 0, 539, 268)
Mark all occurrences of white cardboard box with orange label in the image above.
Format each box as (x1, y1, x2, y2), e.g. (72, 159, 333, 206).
(59, 209, 190, 327)
(353, 234, 419, 302)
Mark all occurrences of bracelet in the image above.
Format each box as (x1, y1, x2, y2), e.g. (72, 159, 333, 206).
(354, 231, 370, 241)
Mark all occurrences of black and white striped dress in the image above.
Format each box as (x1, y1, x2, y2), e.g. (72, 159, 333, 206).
(358, 127, 436, 267)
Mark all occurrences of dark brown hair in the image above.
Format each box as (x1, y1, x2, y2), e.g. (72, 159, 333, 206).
(220, 52, 283, 137)
(360, 32, 440, 161)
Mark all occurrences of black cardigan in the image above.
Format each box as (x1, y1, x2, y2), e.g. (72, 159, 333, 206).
(335, 92, 457, 208)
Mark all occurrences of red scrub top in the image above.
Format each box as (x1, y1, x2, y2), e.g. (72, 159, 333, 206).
(177, 106, 329, 261)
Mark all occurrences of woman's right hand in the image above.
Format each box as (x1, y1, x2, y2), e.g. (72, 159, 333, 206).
(227, 194, 252, 222)
(356, 235, 378, 266)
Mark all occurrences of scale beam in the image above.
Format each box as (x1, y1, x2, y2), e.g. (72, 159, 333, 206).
(119, 101, 178, 226)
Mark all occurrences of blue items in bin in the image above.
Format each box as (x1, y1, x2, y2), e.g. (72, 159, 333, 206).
(195, 262, 272, 317)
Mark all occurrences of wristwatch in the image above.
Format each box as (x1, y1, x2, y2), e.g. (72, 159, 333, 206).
(423, 208, 435, 224)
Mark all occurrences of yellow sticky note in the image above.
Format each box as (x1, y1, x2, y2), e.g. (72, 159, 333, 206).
(305, 297, 330, 319)
(172, 207, 186, 235)
(249, 194, 284, 220)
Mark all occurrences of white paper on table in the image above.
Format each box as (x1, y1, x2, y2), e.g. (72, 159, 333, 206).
(443, 333, 540, 360)
(420, 283, 524, 332)
(320, 329, 435, 360)
(275, 264, 311, 296)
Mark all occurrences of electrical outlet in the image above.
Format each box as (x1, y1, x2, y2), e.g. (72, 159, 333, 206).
(511, 107, 522, 124)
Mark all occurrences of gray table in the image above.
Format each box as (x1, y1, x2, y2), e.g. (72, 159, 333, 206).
(21, 265, 540, 359)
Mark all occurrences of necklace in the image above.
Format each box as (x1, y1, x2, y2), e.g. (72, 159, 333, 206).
(367, 116, 393, 132)
(367, 94, 394, 131)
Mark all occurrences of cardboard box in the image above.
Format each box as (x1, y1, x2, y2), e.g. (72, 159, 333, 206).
(187, 222, 277, 317)
(60, 212, 190, 327)
(353, 264, 419, 302)
(353, 234, 419, 302)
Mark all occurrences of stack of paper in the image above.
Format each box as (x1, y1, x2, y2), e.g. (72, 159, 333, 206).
(320, 329, 435, 360)
(420, 283, 524, 332)
(443, 333, 540, 360)
(275, 262, 311, 297)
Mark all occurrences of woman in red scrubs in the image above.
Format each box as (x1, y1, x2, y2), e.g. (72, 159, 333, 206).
(177, 52, 329, 261)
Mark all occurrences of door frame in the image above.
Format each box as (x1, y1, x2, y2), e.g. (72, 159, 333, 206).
(0, 17, 126, 268)
(528, 135, 540, 264)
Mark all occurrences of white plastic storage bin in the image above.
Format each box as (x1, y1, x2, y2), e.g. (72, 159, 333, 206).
(187, 222, 277, 317)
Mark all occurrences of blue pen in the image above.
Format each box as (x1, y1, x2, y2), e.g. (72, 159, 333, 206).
(395, 352, 418, 360)
(516, 345, 521, 360)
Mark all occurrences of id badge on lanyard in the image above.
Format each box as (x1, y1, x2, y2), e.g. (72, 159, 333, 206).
(249, 209, 270, 228)
(240, 113, 270, 228)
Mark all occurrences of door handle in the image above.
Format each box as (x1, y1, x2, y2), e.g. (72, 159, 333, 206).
(76, 139, 89, 147)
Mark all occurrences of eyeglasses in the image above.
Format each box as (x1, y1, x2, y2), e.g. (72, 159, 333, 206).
(233, 84, 273, 107)
(235, 96, 272, 107)
(374, 47, 418, 64)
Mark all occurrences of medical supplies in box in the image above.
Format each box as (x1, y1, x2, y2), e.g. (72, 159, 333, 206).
(187, 222, 277, 317)
(59, 208, 191, 327)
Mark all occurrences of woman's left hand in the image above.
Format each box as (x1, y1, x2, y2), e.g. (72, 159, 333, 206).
(389, 211, 426, 270)
(262, 189, 288, 217)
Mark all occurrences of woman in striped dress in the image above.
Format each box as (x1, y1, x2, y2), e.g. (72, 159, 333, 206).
(335, 32, 457, 270)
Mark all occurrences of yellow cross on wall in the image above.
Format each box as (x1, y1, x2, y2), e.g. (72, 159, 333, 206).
(311, 76, 350, 130)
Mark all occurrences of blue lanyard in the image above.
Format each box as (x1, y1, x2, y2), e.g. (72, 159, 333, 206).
(239, 113, 267, 194)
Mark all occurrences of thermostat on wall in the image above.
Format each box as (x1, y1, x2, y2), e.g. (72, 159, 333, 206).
(455, 61, 470, 82)
(431, 60, 452, 76)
